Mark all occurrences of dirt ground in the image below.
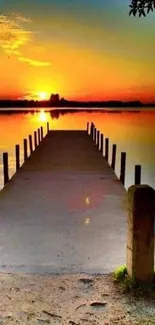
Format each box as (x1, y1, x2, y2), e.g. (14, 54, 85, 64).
(0, 273, 155, 325)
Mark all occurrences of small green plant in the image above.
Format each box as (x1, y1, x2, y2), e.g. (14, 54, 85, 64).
(113, 265, 127, 282)
(113, 265, 155, 294)
(113, 265, 137, 291)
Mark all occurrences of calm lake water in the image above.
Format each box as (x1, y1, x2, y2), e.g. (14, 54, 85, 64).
(0, 108, 155, 191)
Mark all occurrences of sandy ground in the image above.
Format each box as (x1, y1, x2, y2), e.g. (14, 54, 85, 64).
(0, 273, 155, 325)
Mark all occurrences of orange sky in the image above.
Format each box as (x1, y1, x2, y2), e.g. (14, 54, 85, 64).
(0, 0, 155, 102)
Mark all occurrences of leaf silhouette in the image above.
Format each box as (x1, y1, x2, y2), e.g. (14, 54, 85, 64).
(129, 0, 155, 16)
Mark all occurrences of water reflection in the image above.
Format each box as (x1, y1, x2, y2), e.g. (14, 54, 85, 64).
(85, 217, 90, 225)
(0, 108, 155, 190)
(0, 111, 51, 189)
(85, 197, 91, 206)
(39, 110, 47, 122)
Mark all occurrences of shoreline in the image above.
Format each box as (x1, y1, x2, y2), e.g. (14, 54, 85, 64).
(0, 108, 144, 115)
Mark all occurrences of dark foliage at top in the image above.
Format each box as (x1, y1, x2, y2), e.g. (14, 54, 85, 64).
(129, 0, 155, 16)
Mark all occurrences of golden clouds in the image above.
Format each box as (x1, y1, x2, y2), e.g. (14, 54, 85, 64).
(18, 56, 51, 66)
(0, 14, 32, 55)
(0, 13, 50, 67)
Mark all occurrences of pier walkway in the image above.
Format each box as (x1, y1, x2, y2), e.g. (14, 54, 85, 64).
(0, 130, 127, 274)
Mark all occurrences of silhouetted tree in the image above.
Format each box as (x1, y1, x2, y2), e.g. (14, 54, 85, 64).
(50, 94, 60, 102)
(129, 0, 155, 16)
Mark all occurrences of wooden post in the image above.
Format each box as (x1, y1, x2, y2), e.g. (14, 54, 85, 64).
(100, 134, 104, 154)
(135, 165, 141, 185)
(90, 122, 94, 139)
(95, 128, 98, 145)
(105, 138, 109, 161)
(94, 128, 96, 143)
(41, 126, 44, 141)
(93, 127, 96, 142)
(111, 144, 117, 171)
(90, 122, 92, 137)
(38, 129, 40, 145)
(29, 135, 33, 155)
(120, 152, 126, 185)
(87, 122, 89, 134)
(47, 122, 49, 133)
(3, 152, 9, 185)
(24, 138, 28, 162)
(127, 185, 155, 285)
(40, 127, 43, 141)
(15, 144, 20, 171)
(40, 127, 42, 141)
(97, 130, 100, 148)
(34, 131, 37, 149)
(93, 127, 96, 143)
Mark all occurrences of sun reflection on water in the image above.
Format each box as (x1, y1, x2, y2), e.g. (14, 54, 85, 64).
(85, 217, 90, 225)
(85, 197, 91, 206)
(39, 110, 47, 122)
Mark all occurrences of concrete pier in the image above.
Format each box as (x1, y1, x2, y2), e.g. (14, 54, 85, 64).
(0, 130, 127, 274)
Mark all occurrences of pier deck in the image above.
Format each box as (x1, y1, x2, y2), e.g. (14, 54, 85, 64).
(0, 130, 127, 274)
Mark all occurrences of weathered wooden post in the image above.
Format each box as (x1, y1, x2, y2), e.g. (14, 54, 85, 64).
(3, 152, 9, 185)
(93, 127, 96, 142)
(90, 122, 94, 139)
(94, 127, 96, 143)
(97, 130, 100, 148)
(99, 131, 101, 150)
(29, 135, 33, 155)
(135, 165, 141, 185)
(95, 129, 97, 145)
(100, 133, 104, 154)
(87, 122, 89, 134)
(94, 128, 96, 144)
(15, 144, 20, 171)
(90, 122, 92, 138)
(41, 126, 43, 141)
(105, 138, 109, 161)
(120, 152, 126, 185)
(24, 139, 28, 162)
(47, 122, 49, 133)
(38, 128, 41, 145)
(34, 131, 37, 149)
(127, 185, 155, 285)
(111, 144, 117, 171)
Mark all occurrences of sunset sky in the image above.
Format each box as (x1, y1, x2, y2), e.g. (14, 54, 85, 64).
(0, 0, 155, 102)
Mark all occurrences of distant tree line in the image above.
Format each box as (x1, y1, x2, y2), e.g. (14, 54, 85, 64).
(0, 98, 153, 108)
(0, 94, 154, 109)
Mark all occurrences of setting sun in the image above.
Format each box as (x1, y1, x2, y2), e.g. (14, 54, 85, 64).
(38, 92, 49, 101)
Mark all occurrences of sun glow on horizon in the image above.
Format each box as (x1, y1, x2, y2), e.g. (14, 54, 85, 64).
(38, 92, 49, 100)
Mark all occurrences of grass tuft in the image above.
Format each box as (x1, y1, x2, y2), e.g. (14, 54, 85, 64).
(113, 265, 127, 282)
(113, 265, 155, 295)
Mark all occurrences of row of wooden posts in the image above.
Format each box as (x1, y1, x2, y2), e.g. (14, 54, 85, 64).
(87, 122, 141, 187)
(87, 121, 155, 286)
(2, 122, 50, 186)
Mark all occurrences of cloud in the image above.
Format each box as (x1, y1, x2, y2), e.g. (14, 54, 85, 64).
(18, 56, 51, 67)
(32, 46, 45, 53)
(12, 13, 31, 24)
(0, 13, 32, 55)
(0, 13, 51, 67)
